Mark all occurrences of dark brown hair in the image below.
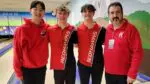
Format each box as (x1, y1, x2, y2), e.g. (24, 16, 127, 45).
(108, 2, 123, 14)
(30, 0, 45, 10)
(81, 4, 96, 13)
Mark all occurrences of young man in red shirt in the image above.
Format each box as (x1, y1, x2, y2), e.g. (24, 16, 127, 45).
(77, 4, 106, 84)
(48, 5, 77, 84)
(104, 2, 143, 84)
(13, 1, 49, 84)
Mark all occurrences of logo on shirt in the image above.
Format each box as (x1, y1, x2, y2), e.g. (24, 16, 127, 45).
(41, 30, 47, 37)
(118, 32, 124, 38)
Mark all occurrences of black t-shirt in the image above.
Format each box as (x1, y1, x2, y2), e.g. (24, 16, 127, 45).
(66, 27, 106, 66)
(66, 30, 78, 65)
(93, 27, 106, 65)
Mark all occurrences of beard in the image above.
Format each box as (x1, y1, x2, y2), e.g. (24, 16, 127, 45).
(112, 17, 119, 21)
(111, 17, 123, 27)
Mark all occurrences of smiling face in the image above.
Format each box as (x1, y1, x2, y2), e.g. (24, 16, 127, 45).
(30, 4, 45, 21)
(55, 5, 70, 22)
(81, 4, 96, 21)
(56, 10, 69, 22)
(108, 3, 124, 27)
(82, 9, 95, 21)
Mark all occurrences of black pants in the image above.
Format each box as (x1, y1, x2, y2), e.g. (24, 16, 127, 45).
(54, 62, 76, 84)
(105, 72, 128, 84)
(22, 66, 46, 84)
(78, 62, 104, 84)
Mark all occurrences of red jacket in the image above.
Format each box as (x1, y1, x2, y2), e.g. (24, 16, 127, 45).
(77, 23, 102, 67)
(48, 24, 75, 70)
(104, 19, 143, 79)
(13, 18, 49, 79)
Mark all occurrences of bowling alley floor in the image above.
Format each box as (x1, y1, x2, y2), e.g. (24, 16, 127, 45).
(0, 47, 150, 84)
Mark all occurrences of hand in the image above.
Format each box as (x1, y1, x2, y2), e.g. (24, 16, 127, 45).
(127, 76, 135, 84)
(17, 76, 23, 80)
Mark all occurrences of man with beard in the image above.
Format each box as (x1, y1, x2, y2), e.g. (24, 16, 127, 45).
(104, 2, 143, 84)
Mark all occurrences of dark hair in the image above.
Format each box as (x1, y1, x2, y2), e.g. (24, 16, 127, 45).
(81, 4, 96, 13)
(30, 0, 45, 10)
(108, 2, 123, 14)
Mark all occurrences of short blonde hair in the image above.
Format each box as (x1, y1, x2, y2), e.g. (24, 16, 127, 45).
(55, 5, 70, 14)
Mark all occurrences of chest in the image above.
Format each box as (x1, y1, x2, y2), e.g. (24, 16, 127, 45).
(106, 30, 129, 47)
(49, 29, 72, 44)
(78, 30, 99, 43)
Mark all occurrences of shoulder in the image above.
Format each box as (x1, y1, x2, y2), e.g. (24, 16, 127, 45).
(15, 24, 29, 33)
(106, 24, 113, 30)
(77, 23, 85, 31)
(97, 24, 106, 33)
(99, 26, 106, 36)
(44, 23, 50, 29)
(126, 22, 139, 33)
(47, 25, 58, 31)
(101, 26, 106, 31)
(68, 25, 75, 31)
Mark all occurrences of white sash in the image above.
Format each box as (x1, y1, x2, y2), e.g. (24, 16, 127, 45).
(87, 28, 102, 64)
(60, 30, 73, 66)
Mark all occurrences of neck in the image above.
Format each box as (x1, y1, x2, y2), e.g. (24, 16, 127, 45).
(32, 18, 41, 25)
(58, 21, 68, 29)
(113, 24, 120, 30)
(84, 19, 95, 29)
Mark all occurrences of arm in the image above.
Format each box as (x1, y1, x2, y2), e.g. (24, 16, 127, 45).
(72, 30, 78, 44)
(13, 28, 23, 80)
(127, 27, 143, 79)
(101, 27, 106, 44)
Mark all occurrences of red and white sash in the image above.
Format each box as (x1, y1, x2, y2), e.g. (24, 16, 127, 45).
(86, 28, 101, 64)
(60, 29, 73, 68)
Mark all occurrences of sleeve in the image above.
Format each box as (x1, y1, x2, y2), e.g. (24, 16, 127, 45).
(47, 26, 51, 42)
(101, 27, 106, 44)
(13, 28, 23, 79)
(72, 30, 78, 44)
(127, 26, 144, 79)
